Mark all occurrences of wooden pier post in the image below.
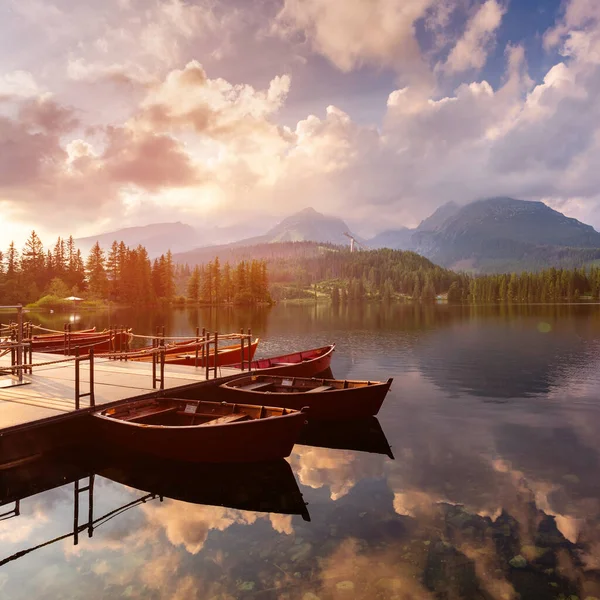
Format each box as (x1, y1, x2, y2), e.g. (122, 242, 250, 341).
(74, 347, 80, 409)
(213, 331, 218, 379)
(240, 328, 245, 371)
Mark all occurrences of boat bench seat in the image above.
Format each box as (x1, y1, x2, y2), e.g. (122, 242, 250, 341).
(236, 381, 272, 391)
(123, 406, 179, 422)
(305, 385, 333, 393)
(204, 414, 251, 425)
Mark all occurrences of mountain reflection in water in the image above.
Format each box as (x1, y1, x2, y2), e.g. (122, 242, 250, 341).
(2, 304, 600, 598)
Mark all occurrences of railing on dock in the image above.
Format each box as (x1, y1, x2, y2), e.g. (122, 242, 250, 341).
(2, 305, 254, 401)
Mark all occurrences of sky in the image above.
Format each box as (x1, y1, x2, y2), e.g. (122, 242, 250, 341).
(2, 0, 600, 247)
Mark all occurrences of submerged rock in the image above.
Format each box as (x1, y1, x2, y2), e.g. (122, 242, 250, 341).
(236, 581, 256, 592)
(336, 581, 355, 593)
(509, 555, 527, 569)
(375, 578, 404, 592)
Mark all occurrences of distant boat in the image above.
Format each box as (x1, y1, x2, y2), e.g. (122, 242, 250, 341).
(219, 375, 393, 420)
(92, 398, 308, 463)
(32, 329, 131, 354)
(131, 338, 259, 367)
(232, 344, 336, 378)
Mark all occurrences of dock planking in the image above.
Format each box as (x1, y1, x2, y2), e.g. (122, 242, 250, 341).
(0, 351, 244, 430)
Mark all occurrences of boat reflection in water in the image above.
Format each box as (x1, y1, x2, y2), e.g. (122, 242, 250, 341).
(0, 450, 310, 567)
(298, 416, 395, 459)
(96, 453, 311, 521)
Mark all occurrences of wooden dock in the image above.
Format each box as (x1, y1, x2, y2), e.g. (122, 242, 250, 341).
(0, 350, 249, 466)
(0, 351, 243, 429)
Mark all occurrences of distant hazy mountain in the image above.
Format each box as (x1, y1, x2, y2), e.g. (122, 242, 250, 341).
(182, 207, 359, 251)
(368, 227, 414, 250)
(76, 222, 198, 257)
(369, 197, 600, 272)
(255, 207, 359, 246)
(413, 197, 600, 272)
(172, 207, 361, 264)
(416, 201, 461, 232)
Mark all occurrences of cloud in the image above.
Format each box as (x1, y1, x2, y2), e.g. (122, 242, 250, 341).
(5, 0, 600, 240)
(441, 0, 506, 74)
(273, 0, 438, 83)
(0, 71, 40, 99)
(138, 60, 291, 140)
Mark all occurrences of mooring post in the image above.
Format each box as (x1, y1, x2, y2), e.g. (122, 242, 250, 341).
(16, 304, 23, 384)
(152, 336, 157, 389)
(74, 347, 80, 410)
(213, 331, 219, 379)
(201, 327, 206, 368)
(240, 328, 245, 371)
(160, 344, 165, 390)
(194, 326, 200, 368)
(205, 334, 210, 380)
(89, 347, 95, 407)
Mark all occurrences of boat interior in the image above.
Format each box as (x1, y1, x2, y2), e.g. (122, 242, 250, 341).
(99, 399, 295, 426)
(227, 376, 379, 394)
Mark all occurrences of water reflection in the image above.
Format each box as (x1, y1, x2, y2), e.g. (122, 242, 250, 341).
(3, 304, 600, 598)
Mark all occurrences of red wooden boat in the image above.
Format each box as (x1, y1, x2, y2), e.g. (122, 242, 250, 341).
(219, 375, 393, 420)
(36, 330, 131, 354)
(131, 338, 259, 367)
(31, 327, 96, 340)
(232, 344, 335, 378)
(92, 398, 308, 463)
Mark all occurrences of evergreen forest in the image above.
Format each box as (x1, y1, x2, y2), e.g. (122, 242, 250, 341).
(0, 232, 270, 307)
(2, 234, 600, 308)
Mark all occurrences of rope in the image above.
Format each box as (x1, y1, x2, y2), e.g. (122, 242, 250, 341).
(127, 332, 250, 342)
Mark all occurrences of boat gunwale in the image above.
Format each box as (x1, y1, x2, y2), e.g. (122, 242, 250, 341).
(222, 375, 393, 394)
(93, 400, 306, 430)
(251, 343, 335, 367)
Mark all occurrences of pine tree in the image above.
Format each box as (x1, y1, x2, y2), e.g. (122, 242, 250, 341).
(86, 242, 108, 298)
(187, 266, 201, 302)
(21, 231, 45, 290)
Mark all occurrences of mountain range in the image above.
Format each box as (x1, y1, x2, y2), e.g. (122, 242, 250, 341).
(76, 199, 600, 273)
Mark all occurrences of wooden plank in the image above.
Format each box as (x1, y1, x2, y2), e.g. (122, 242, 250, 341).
(305, 385, 333, 393)
(237, 381, 272, 391)
(203, 414, 250, 425)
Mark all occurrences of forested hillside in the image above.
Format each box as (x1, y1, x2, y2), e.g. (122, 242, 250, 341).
(0, 232, 269, 306)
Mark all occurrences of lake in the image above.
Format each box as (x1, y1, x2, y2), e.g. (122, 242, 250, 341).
(2, 302, 600, 599)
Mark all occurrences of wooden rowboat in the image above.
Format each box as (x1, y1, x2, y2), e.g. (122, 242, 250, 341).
(37, 329, 131, 354)
(231, 344, 335, 378)
(92, 398, 308, 463)
(131, 338, 259, 367)
(30, 327, 96, 340)
(218, 375, 393, 420)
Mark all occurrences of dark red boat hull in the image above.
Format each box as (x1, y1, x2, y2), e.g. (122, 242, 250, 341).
(232, 344, 335, 378)
(132, 340, 259, 367)
(33, 331, 131, 354)
(219, 378, 392, 420)
(92, 409, 307, 463)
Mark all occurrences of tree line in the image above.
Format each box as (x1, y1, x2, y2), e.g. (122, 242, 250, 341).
(253, 246, 600, 304)
(0, 232, 270, 306)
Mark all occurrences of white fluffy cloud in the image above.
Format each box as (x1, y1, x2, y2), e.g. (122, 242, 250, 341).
(442, 0, 506, 73)
(2, 0, 600, 240)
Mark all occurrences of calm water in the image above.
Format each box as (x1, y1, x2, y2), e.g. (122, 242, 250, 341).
(3, 303, 600, 599)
